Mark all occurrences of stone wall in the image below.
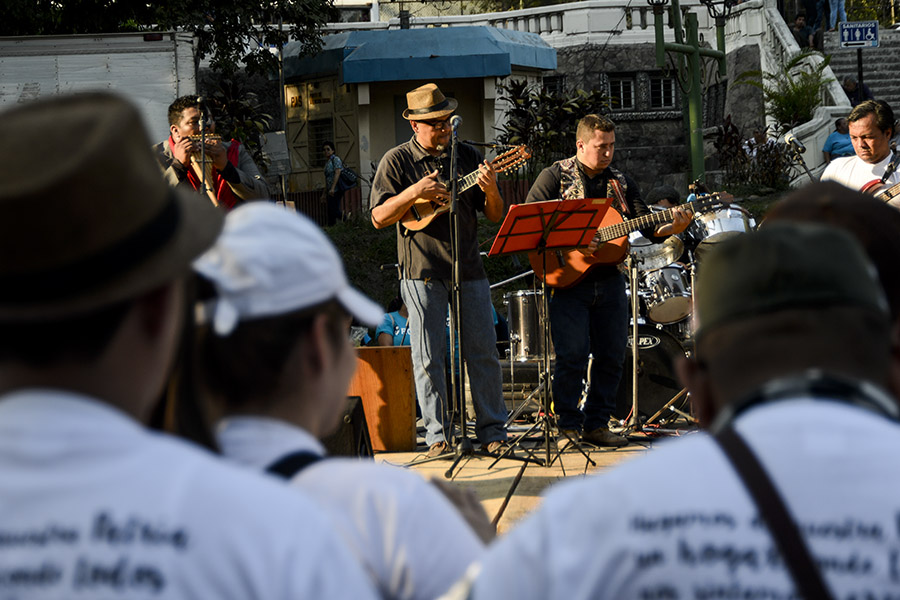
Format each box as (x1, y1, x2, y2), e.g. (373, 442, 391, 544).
(542, 39, 765, 195)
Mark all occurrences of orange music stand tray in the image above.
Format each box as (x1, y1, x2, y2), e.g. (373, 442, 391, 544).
(488, 198, 617, 257)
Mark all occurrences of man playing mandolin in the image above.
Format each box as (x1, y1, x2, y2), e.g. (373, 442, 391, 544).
(526, 114, 692, 447)
(153, 95, 268, 211)
(370, 83, 511, 458)
(821, 100, 900, 207)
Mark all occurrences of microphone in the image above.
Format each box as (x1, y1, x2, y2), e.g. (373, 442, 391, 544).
(450, 115, 463, 130)
(784, 133, 806, 154)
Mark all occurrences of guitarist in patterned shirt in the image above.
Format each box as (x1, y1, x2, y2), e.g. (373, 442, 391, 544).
(526, 114, 692, 446)
(370, 83, 510, 458)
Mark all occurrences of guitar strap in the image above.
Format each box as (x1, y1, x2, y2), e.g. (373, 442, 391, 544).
(557, 158, 631, 216)
(557, 157, 585, 200)
(607, 167, 631, 216)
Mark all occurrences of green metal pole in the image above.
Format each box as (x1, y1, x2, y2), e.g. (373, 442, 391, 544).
(715, 17, 727, 77)
(685, 12, 705, 183)
(650, 0, 729, 186)
(653, 7, 667, 68)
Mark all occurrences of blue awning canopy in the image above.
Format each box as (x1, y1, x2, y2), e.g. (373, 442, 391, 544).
(283, 27, 556, 83)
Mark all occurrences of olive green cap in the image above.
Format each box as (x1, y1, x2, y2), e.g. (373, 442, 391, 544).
(694, 222, 889, 339)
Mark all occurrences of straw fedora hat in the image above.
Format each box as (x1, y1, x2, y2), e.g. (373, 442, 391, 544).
(402, 83, 458, 121)
(0, 92, 224, 320)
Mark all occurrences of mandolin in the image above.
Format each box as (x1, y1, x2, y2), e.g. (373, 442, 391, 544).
(530, 192, 725, 288)
(401, 145, 531, 231)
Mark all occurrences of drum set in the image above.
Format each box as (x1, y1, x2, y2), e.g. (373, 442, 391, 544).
(501, 203, 756, 426)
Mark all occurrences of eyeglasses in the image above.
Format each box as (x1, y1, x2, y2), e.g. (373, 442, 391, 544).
(418, 117, 451, 130)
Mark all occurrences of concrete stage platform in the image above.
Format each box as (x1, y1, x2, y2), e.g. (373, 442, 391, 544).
(375, 420, 698, 535)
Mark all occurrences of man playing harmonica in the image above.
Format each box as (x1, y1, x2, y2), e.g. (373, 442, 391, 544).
(153, 95, 268, 210)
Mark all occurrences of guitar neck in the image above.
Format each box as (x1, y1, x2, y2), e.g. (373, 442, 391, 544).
(597, 195, 715, 243)
(877, 181, 900, 203)
(454, 170, 481, 195)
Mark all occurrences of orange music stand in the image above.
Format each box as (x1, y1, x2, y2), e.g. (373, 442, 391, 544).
(488, 198, 618, 257)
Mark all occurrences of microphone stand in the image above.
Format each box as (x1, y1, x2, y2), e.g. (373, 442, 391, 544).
(444, 117, 475, 478)
(788, 143, 815, 183)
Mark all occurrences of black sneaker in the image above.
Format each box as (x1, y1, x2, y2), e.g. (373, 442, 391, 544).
(582, 427, 628, 447)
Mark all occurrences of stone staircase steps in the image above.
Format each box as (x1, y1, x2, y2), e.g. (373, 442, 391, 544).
(824, 28, 900, 111)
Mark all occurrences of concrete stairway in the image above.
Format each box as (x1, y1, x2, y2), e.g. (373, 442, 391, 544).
(824, 28, 900, 111)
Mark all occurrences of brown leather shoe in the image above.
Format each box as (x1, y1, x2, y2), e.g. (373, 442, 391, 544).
(427, 441, 448, 457)
(485, 440, 515, 457)
(582, 427, 628, 447)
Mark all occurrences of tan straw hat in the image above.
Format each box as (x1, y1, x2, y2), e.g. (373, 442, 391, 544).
(0, 92, 224, 319)
(402, 83, 458, 121)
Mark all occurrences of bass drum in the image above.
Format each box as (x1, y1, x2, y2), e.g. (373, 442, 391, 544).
(614, 325, 691, 424)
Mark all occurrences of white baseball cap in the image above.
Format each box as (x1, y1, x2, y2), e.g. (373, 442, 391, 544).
(193, 203, 383, 335)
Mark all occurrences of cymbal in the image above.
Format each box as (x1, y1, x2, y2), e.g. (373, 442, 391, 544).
(629, 236, 684, 271)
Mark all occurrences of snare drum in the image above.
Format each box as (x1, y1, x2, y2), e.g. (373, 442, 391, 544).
(643, 265, 692, 324)
(504, 290, 553, 362)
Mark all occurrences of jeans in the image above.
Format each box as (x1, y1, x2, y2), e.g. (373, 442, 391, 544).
(549, 273, 628, 432)
(828, 0, 846, 29)
(814, 0, 827, 29)
(401, 278, 508, 446)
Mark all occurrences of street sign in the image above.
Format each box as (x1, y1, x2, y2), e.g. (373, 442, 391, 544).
(839, 20, 879, 49)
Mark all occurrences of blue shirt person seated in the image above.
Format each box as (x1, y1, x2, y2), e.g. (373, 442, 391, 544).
(823, 118, 855, 163)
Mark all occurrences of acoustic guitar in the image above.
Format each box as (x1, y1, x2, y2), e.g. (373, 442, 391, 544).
(530, 192, 725, 288)
(860, 179, 900, 204)
(401, 145, 531, 231)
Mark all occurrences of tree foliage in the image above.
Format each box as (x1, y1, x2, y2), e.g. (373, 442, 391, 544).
(0, 0, 336, 75)
(199, 72, 276, 172)
(846, 0, 894, 27)
(732, 50, 833, 134)
(713, 115, 796, 194)
(494, 79, 610, 182)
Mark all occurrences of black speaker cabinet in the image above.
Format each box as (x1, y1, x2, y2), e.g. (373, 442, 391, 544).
(323, 395, 374, 458)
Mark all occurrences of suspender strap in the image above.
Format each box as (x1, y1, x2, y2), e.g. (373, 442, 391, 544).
(265, 450, 323, 479)
(715, 426, 835, 600)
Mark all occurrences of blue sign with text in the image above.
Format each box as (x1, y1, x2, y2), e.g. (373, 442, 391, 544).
(839, 21, 879, 48)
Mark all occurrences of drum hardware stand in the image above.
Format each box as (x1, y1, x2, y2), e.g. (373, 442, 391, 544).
(644, 388, 698, 426)
(577, 353, 593, 410)
(486, 198, 613, 468)
(622, 253, 644, 433)
(504, 379, 545, 426)
(641, 257, 698, 429)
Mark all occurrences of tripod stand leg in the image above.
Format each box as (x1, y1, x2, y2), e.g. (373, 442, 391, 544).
(444, 437, 474, 479)
(644, 388, 688, 426)
(504, 379, 544, 426)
